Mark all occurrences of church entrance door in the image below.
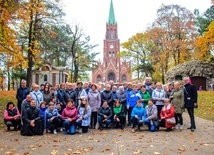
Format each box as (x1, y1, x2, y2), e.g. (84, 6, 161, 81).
(107, 72, 116, 82)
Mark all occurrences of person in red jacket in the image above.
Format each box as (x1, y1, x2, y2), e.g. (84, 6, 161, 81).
(160, 98, 175, 132)
(61, 99, 78, 134)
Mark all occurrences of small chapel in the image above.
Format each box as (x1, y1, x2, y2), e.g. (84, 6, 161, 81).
(92, 0, 131, 83)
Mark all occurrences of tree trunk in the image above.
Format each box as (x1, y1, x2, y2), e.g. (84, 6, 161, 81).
(74, 59, 78, 83)
(7, 71, 10, 90)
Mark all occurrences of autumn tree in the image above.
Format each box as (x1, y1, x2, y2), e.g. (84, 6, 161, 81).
(120, 32, 154, 80)
(0, 0, 25, 89)
(18, 0, 64, 87)
(147, 4, 197, 83)
(194, 21, 214, 61)
(65, 24, 98, 82)
(194, 5, 214, 35)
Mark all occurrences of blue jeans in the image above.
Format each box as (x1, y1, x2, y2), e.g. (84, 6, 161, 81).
(63, 120, 76, 134)
(98, 116, 111, 129)
(144, 119, 156, 132)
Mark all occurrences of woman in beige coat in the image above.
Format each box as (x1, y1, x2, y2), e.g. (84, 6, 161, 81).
(170, 82, 185, 130)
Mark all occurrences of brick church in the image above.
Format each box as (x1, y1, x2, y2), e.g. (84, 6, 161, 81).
(92, 0, 131, 83)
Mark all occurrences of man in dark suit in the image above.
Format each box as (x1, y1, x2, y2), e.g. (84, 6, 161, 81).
(183, 77, 198, 132)
(16, 80, 30, 113)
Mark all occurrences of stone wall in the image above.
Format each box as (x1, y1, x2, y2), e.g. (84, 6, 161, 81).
(165, 61, 214, 90)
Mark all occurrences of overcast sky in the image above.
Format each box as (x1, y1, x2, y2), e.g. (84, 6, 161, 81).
(62, 0, 212, 58)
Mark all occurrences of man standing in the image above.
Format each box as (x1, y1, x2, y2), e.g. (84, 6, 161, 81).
(62, 83, 77, 107)
(16, 80, 30, 113)
(183, 77, 198, 132)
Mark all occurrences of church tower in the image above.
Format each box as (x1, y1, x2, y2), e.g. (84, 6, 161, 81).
(92, 0, 131, 83)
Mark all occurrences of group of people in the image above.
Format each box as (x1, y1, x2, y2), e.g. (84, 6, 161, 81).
(3, 76, 198, 136)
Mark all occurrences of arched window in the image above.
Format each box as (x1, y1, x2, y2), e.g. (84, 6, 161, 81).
(44, 74, 48, 82)
(122, 75, 127, 82)
(97, 75, 102, 83)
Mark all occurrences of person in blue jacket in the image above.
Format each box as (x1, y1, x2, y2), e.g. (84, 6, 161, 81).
(131, 100, 146, 133)
(127, 84, 142, 126)
(44, 102, 62, 134)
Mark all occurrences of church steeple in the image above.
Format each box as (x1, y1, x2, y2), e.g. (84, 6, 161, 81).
(108, 0, 116, 25)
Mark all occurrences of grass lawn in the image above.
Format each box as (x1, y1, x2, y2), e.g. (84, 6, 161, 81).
(0, 90, 213, 129)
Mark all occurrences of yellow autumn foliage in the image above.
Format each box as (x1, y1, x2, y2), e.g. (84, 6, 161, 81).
(194, 21, 214, 61)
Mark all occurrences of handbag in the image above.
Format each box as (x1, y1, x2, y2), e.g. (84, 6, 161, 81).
(166, 117, 176, 124)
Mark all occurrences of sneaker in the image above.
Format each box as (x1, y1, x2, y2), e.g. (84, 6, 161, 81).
(132, 128, 135, 133)
(47, 129, 51, 133)
(175, 124, 179, 130)
(60, 128, 63, 132)
(53, 129, 57, 134)
(79, 128, 82, 134)
(180, 125, 183, 130)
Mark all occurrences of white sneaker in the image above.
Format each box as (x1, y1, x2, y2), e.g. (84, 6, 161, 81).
(175, 125, 179, 130)
(60, 128, 63, 132)
(180, 125, 183, 130)
(53, 129, 57, 134)
(79, 128, 82, 134)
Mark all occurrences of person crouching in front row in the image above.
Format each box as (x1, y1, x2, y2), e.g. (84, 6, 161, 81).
(113, 100, 126, 130)
(21, 99, 43, 136)
(98, 101, 113, 131)
(44, 102, 62, 134)
(159, 98, 175, 132)
(61, 99, 78, 134)
(76, 98, 91, 133)
(144, 99, 159, 132)
(4, 102, 21, 131)
(131, 100, 146, 133)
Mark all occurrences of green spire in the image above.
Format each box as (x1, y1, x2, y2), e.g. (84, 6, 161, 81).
(108, 0, 116, 25)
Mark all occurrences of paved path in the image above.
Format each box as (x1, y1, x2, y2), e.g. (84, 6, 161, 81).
(0, 114, 213, 155)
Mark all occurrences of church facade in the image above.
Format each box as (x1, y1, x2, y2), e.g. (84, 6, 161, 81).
(92, 0, 131, 83)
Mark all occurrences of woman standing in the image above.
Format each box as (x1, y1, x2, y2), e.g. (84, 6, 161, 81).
(152, 82, 165, 119)
(61, 99, 78, 134)
(88, 84, 101, 129)
(139, 85, 151, 108)
(160, 98, 175, 132)
(43, 85, 52, 106)
(170, 81, 185, 130)
(76, 98, 91, 133)
(30, 84, 44, 107)
(4, 102, 21, 131)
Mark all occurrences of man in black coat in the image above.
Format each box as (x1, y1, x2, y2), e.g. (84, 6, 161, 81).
(16, 80, 30, 113)
(183, 77, 198, 132)
(101, 84, 114, 108)
(62, 83, 77, 107)
(21, 99, 43, 136)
